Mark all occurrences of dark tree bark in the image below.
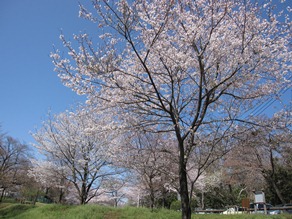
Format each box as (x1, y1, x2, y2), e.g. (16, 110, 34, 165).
(0, 187, 6, 202)
(178, 149, 191, 219)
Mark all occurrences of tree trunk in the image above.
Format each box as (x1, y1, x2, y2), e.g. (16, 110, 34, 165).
(78, 179, 87, 205)
(33, 190, 39, 205)
(267, 148, 285, 204)
(81, 183, 87, 205)
(162, 188, 167, 208)
(150, 188, 155, 211)
(137, 192, 140, 207)
(271, 179, 285, 204)
(0, 188, 5, 202)
(228, 184, 235, 205)
(201, 191, 204, 210)
(178, 141, 191, 219)
(59, 188, 64, 204)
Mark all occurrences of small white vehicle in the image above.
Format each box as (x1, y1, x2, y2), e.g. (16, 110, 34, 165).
(221, 207, 243, 215)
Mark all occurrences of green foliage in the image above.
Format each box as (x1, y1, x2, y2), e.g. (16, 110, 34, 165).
(0, 203, 35, 218)
(1, 202, 292, 219)
(170, 200, 181, 211)
(155, 191, 178, 209)
(0, 197, 17, 203)
(0, 203, 182, 219)
(170, 199, 198, 211)
(195, 184, 248, 209)
(265, 164, 292, 205)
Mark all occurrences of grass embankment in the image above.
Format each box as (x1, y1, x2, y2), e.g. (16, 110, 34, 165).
(1, 203, 292, 219)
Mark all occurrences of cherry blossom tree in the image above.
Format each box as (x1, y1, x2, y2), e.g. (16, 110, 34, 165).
(223, 111, 292, 204)
(32, 109, 120, 204)
(28, 160, 69, 203)
(194, 170, 223, 209)
(0, 131, 31, 202)
(91, 175, 138, 207)
(120, 132, 178, 209)
(51, 0, 291, 217)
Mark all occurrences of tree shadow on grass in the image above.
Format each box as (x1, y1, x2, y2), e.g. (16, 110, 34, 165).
(0, 204, 35, 219)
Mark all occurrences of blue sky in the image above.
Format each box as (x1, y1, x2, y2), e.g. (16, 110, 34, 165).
(0, 0, 291, 149)
(0, 0, 94, 145)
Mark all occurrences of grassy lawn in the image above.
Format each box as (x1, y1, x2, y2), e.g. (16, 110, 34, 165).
(1, 203, 292, 219)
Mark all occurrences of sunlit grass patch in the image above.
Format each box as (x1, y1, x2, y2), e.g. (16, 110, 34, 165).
(1, 202, 292, 219)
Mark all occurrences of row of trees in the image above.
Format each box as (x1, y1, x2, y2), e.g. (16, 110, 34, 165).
(1, 0, 291, 219)
(50, 0, 291, 218)
(1, 111, 291, 208)
(0, 128, 35, 203)
(28, 109, 291, 206)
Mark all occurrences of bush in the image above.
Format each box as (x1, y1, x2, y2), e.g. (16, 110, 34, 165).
(170, 199, 198, 211)
(170, 200, 181, 211)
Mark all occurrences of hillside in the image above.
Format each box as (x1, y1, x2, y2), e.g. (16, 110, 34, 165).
(1, 203, 292, 219)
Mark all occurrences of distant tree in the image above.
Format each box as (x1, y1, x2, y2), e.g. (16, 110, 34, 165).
(103, 178, 126, 207)
(93, 175, 145, 207)
(223, 112, 292, 204)
(0, 130, 31, 202)
(19, 175, 42, 205)
(51, 0, 291, 218)
(120, 132, 178, 210)
(32, 109, 121, 204)
(195, 181, 248, 209)
(94, 174, 146, 207)
(265, 163, 292, 205)
(28, 160, 69, 204)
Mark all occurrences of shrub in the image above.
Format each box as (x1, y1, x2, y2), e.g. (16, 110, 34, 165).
(170, 200, 181, 211)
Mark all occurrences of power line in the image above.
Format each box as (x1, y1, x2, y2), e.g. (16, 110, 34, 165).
(242, 84, 291, 119)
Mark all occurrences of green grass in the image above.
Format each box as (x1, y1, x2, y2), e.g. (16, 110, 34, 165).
(0, 203, 35, 218)
(1, 203, 292, 219)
